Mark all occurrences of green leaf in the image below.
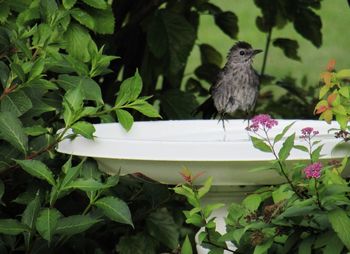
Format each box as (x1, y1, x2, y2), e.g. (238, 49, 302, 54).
(199, 44, 222, 66)
(116, 109, 134, 131)
(55, 215, 101, 236)
(203, 203, 225, 218)
(337, 69, 350, 79)
(10, 63, 26, 82)
(72, 121, 95, 139)
(273, 38, 301, 61)
(272, 184, 294, 203)
(22, 192, 41, 249)
(57, 74, 103, 104)
(278, 133, 295, 161)
(214, 11, 239, 38)
(116, 233, 158, 254)
(16, 160, 56, 186)
(294, 145, 308, 153)
(311, 145, 323, 162)
(29, 57, 45, 80)
(81, 0, 107, 9)
(0, 61, 9, 88)
(61, 159, 83, 188)
(147, 10, 196, 74)
(63, 0, 77, 9)
(328, 208, 350, 250)
(198, 177, 212, 198)
(298, 236, 313, 254)
(253, 239, 273, 254)
(181, 235, 193, 254)
(293, 8, 322, 47)
(160, 89, 199, 119)
(84, 7, 114, 34)
(0, 219, 29, 235)
(1, 90, 32, 117)
(24, 125, 48, 136)
(146, 209, 179, 250)
(250, 136, 272, 153)
(0, 3, 10, 23)
(115, 70, 142, 106)
(40, 0, 58, 23)
(95, 196, 133, 226)
(64, 23, 94, 62)
(242, 194, 262, 212)
(130, 101, 161, 118)
(71, 8, 95, 31)
(0, 112, 28, 153)
(36, 208, 61, 242)
(319, 85, 330, 99)
(274, 121, 295, 144)
(63, 178, 104, 192)
(339, 86, 349, 98)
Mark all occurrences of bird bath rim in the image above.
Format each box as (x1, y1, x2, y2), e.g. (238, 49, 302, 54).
(56, 119, 344, 162)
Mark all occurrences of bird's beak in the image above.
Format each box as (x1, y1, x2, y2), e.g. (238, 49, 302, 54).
(253, 49, 263, 55)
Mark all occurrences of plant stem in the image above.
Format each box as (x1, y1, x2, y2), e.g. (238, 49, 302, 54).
(263, 129, 304, 199)
(314, 180, 324, 211)
(260, 28, 272, 77)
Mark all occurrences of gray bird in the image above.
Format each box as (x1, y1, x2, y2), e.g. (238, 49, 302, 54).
(195, 41, 262, 128)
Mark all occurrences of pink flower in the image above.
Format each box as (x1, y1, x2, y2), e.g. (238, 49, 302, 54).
(304, 162, 322, 179)
(300, 127, 319, 140)
(246, 114, 278, 132)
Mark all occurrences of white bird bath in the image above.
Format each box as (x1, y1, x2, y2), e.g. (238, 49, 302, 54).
(56, 119, 350, 253)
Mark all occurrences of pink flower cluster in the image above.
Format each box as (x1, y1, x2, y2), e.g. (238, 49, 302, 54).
(246, 114, 278, 132)
(300, 127, 319, 140)
(304, 162, 322, 179)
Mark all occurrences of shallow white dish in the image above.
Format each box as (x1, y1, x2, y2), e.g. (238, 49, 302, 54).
(56, 119, 349, 186)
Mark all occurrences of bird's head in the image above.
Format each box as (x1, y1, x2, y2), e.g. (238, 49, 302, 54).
(227, 41, 262, 65)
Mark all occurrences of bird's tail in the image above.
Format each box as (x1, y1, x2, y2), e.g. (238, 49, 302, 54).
(192, 97, 218, 119)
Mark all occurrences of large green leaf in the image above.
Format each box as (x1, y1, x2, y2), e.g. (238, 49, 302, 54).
(36, 208, 61, 242)
(15, 160, 56, 186)
(70, 8, 95, 31)
(85, 7, 114, 34)
(181, 235, 193, 254)
(214, 11, 239, 38)
(160, 89, 198, 119)
(293, 8, 322, 48)
(55, 215, 101, 236)
(199, 43, 223, 66)
(64, 23, 94, 62)
(57, 74, 103, 104)
(273, 38, 301, 61)
(115, 70, 142, 106)
(147, 10, 196, 74)
(0, 111, 28, 154)
(278, 133, 295, 161)
(328, 208, 350, 250)
(146, 209, 179, 250)
(61, 159, 83, 188)
(0, 219, 29, 235)
(95, 196, 133, 226)
(1, 90, 32, 117)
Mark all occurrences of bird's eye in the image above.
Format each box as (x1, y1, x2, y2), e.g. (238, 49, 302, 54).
(239, 50, 245, 56)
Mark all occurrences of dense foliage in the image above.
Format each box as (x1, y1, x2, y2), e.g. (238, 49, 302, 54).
(0, 1, 190, 253)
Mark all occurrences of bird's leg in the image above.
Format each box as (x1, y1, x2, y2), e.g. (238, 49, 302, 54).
(219, 112, 226, 131)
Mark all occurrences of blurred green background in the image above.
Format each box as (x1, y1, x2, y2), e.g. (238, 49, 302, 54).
(186, 0, 350, 89)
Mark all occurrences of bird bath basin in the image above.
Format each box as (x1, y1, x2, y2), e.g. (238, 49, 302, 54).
(57, 119, 350, 253)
